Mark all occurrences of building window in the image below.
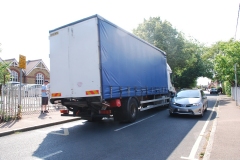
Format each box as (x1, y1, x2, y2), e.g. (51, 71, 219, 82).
(10, 70, 18, 82)
(36, 73, 44, 84)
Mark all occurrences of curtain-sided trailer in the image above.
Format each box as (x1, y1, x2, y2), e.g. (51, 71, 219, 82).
(49, 14, 175, 122)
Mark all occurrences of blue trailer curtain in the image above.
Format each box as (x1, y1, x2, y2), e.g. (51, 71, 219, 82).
(98, 18, 168, 99)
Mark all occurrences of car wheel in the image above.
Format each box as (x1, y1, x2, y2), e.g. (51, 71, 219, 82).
(204, 103, 208, 112)
(199, 107, 204, 117)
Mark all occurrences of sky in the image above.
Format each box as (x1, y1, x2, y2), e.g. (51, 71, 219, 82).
(197, 77, 211, 86)
(1, 0, 240, 82)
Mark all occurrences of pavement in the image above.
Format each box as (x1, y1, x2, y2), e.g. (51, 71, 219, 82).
(0, 110, 81, 137)
(203, 94, 240, 160)
(0, 94, 240, 159)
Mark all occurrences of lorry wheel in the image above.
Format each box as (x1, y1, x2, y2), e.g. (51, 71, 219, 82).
(121, 98, 138, 123)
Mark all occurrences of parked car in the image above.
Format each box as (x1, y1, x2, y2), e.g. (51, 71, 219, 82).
(25, 84, 42, 97)
(210, 88, 218, 94)
(169, 89, 208, 117)
(4, 82, 25, 96)
(6, 82, 20, 85)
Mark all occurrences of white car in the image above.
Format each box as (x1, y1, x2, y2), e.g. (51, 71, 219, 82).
(169, 89, 208, 117)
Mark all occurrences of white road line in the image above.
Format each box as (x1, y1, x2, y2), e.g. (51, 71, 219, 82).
(114, 114, 156, 131)
(181, 98, 218, 160)
(50, 128, 69, 136)
(203, 99, 219, 160)
(36, 124, 69, 136)
(41, 150, 62, 159)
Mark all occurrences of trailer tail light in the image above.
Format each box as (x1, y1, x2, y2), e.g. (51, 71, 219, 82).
(109, 99, 121, 107)
(60, 109, 69, 114)
(52, 93, 62, 97)
(99, 110, 111, 115)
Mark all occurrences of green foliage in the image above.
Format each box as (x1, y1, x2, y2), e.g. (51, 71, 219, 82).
(223, 81, 231, 96)
(133, 17, 189, 74)
(0, 62, 10, 84)
(207, 39, 240, 86)
(175, 48, 212, 88)
(133, 17, 213, 88)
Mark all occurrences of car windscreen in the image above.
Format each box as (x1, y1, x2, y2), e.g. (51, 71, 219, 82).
(176, 90, 200, 98)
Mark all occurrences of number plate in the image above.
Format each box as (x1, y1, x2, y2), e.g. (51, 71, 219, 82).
(178, 108, 188, 112)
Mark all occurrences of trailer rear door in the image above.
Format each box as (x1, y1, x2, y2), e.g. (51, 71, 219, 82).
(49, 17, 101, 98)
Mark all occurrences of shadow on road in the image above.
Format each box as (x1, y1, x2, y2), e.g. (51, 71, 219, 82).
(32, 98, 218, 160)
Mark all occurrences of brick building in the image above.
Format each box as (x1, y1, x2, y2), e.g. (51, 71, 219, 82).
(1, 58, 50, 84)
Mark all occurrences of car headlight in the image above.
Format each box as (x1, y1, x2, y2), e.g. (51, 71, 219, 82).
(192, 103, 200, 106)
(171, 102, 176, 105)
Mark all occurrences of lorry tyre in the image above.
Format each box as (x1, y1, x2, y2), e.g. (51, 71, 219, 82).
(121, 98, 138, 123)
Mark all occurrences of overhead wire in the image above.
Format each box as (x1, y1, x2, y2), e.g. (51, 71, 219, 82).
(234, 3, 240, 40)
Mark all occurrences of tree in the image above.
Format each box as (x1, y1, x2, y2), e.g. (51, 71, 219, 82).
(173, 41, 213, 88)
(133, 17, 190, 74)
(0, 62, 10, 84)
(0, 43, 10, 84)
(133, 17, 213, 88)
(209, 39, 240, 86)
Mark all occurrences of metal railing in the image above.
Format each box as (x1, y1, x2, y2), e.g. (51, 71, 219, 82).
(0, 84, 66, 122)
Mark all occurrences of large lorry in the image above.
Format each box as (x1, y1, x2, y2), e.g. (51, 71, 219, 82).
(49, 14, 175, 122)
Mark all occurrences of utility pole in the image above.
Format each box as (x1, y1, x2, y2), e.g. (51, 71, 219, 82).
(235, 63, 238, 106)
(235, 3, 240, 39)
(19, 54, 26, 108)
(234, 4, 240, 106)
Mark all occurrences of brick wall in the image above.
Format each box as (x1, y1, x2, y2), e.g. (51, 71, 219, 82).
(26, 69, 50, 84)
(9, 67, 50, 84)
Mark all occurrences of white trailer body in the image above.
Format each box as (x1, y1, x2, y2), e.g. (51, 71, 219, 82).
(50, 18, 101, 98)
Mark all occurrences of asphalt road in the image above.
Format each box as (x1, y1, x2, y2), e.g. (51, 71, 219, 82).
(0, 94, 218, 160)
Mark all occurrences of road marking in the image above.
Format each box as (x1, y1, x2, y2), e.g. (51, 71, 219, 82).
(181, 98, 218, 160)
(50, 128, 69, 136)
(36, 124, 69, 136)
(41, 150, 62, 159)
(203, 98, 219, 160)
(114, 114, 156, 131)
(35, 121, 86, 135)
